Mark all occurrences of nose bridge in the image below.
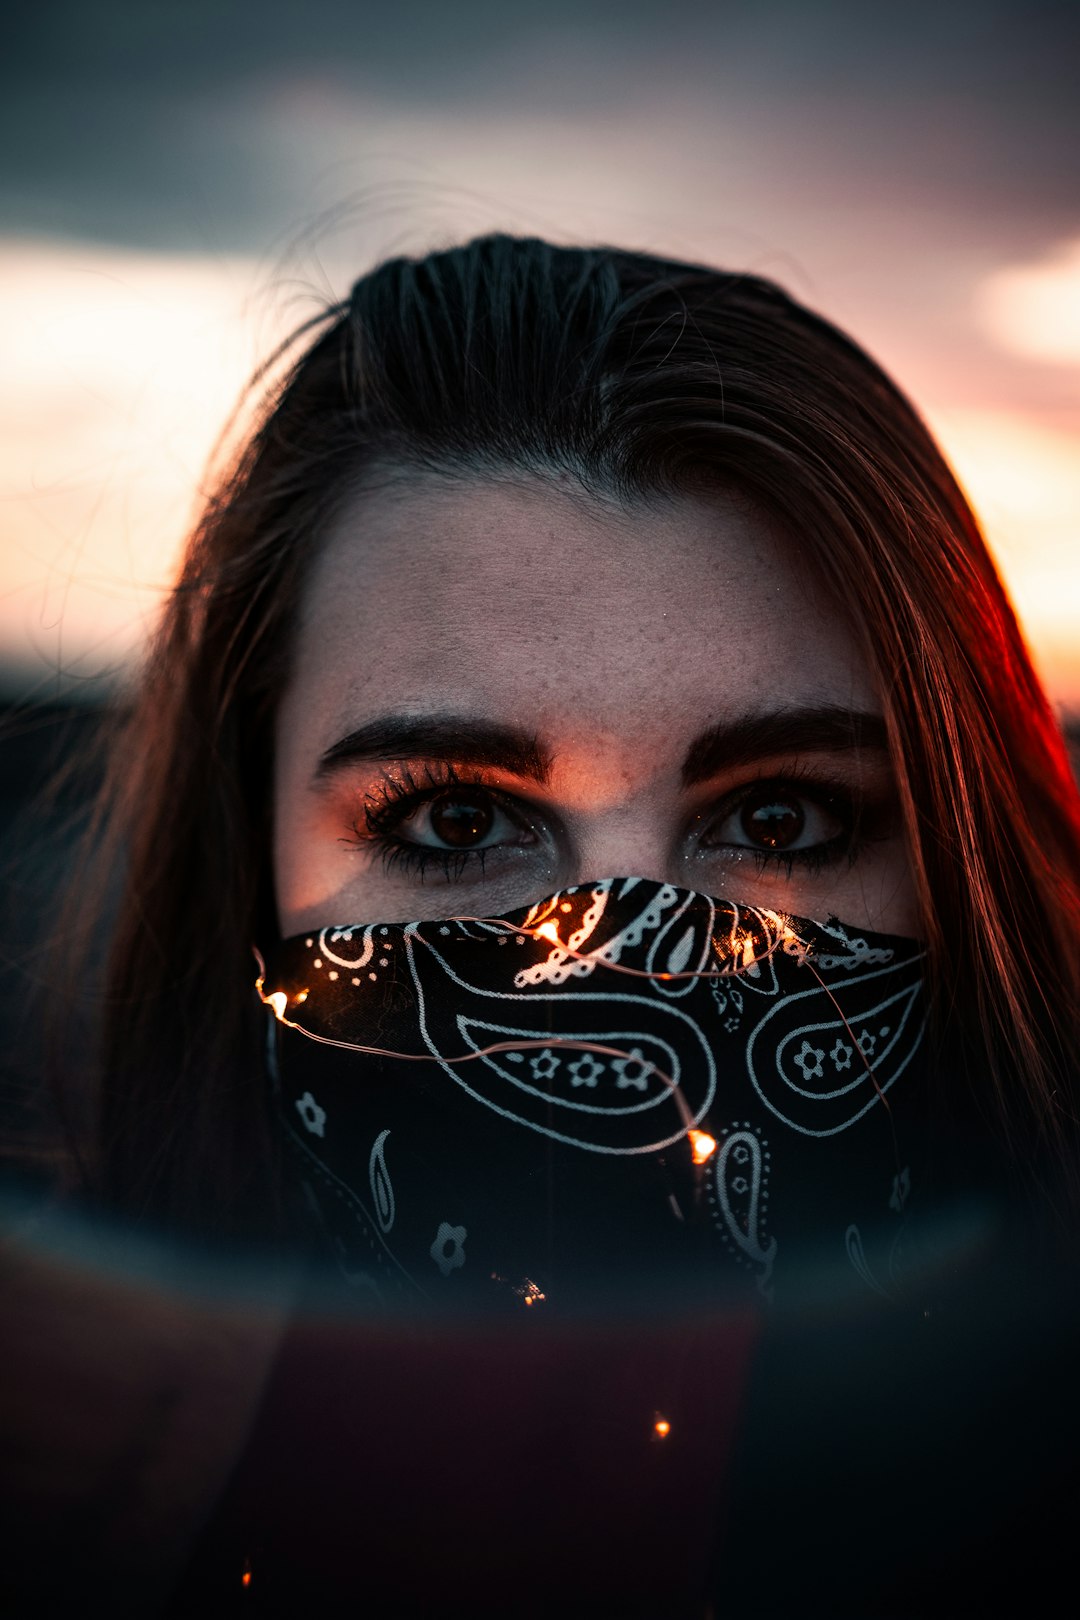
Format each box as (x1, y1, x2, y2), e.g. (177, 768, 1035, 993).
(549, 728, 685, 886)
(569, 799, 679, 888)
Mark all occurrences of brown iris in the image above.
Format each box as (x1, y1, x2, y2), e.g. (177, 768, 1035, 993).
(739, 788, 805, 850)
(429, 788, 496, 847)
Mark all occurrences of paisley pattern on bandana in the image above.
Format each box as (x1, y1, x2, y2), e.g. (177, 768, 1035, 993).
(261, 879, 933, 1309)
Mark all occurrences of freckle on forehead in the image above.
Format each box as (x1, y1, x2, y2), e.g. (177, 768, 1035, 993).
(273, 475, 915, 937)
(287, 475, 869, 748)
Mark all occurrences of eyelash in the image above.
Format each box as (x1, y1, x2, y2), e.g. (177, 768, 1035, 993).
(345, 760, 876, 885)
(702, 765, 867, 880)
(346, 761, 524, 884)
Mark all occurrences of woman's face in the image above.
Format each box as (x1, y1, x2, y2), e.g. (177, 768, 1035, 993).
(274, 475, 917, 939)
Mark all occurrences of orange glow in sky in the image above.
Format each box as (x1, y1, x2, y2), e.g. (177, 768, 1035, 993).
(1, 235, 1077, 711)
(977, 238, 1080, 366)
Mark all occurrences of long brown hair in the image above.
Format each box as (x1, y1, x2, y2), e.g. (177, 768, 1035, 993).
(65, 234, 1080, 1235)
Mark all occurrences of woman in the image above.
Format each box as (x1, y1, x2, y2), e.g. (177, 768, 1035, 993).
(78, 232, 1079, 1242)
(27, 233, 1080, 1614)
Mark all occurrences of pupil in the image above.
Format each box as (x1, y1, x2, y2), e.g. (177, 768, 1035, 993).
(430, 790, 495, 848)
(741, 790, 804, 850)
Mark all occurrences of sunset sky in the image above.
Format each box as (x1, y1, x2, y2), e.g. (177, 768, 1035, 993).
(2, 0, 1078, 710)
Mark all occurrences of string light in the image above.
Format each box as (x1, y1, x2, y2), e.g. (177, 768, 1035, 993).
(465, 906, 814, 983)
(252, 895, 895, 1173)
(688, 1129, 718, 1165)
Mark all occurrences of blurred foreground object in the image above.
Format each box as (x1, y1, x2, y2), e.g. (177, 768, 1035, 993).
(2, 1194, 1078, 1617)
(0, 1202, 290, 1613)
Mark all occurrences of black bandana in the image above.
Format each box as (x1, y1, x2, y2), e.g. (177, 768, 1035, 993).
(260, 878, 941, 1311)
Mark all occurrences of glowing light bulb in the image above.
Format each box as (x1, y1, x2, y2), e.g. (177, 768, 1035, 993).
(688, 1129, 717, 1165)
(266, 991, 288, 1022)
(653, 1416, 672, 1439)
(535, 920, 561, 946)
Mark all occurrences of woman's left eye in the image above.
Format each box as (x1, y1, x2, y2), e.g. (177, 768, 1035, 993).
(698, 782, 850, 862)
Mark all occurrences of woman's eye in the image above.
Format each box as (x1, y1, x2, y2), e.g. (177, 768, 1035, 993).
(701, 784, 847, 856)
(392, 787, 531, 851)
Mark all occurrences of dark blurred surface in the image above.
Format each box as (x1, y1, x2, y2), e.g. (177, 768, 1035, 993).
(1, 1193, 1077, 1617)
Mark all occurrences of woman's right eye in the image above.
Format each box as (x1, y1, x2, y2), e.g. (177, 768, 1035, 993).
(385, 786, 535, 852)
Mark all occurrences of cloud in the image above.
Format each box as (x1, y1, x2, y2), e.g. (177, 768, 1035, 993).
(2, 1, 1078, 254)
(0, 237, 282, 693)
(977, 239, 1080, 365)
(2, 3, 1078, 701)
(2, 232, 1078, 707)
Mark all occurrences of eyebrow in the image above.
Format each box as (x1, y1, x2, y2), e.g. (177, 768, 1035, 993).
(315, 704, 889, 788)
(680, 705, 890, 786)
(316, 716, 553, 783)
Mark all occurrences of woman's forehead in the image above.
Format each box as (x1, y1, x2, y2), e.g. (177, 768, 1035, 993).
(285, 475, 879, 756)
